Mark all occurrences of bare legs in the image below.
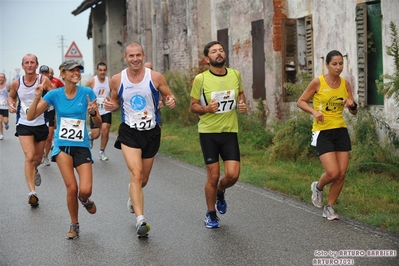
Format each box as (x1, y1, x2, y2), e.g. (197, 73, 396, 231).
(90, 122, 110, 151)
(56, 152, 93, 224)
(317, 151, 349, 206)
(122, 145, 154, 219)
(43, 125, 54, 160)
(205, 160, 240, 211)
(18, 135, 45, 191)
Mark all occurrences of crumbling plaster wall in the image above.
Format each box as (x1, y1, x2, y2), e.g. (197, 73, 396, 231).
(122, 0, 399, 129)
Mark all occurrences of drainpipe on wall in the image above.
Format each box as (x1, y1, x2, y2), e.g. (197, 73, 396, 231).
(152, 0, 156, 70)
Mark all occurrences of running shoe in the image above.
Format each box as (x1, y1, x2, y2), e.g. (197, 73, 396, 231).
(28, 193, 39, 207)
(35, 169, 41, 186)
(127, 183, 134, 213)
(323, 205, 339, 221)
(4, 123, 9, 130)
(99, 151, 109, 161)
(79, 197, 97, 214)
(204, 211, 220, 228)
(311, 181, 323, 208)
(0, 134, 3, 140)
(127, 197, 135, 213)
(88, 132, 93, 149)
(136, 220, 150, 236)
(42, 156, 50, 166)
(216, 190, 227, 214)
(66, 223, 80, 239)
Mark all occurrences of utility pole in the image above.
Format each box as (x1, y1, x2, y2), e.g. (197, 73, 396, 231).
(58, 35, 67, 63)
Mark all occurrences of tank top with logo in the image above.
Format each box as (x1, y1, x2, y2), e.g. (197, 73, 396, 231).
(93, 75, 111, 115)
(118, 68, 160, 130)
(312, 75, 348, 132)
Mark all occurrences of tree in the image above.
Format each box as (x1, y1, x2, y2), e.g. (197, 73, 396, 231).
(377, 21, 399, 112)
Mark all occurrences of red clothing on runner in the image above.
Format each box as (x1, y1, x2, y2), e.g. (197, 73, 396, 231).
(51, 77, 64, 88)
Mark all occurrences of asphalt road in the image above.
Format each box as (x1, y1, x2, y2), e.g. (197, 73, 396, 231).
(1, 115, 398, 266)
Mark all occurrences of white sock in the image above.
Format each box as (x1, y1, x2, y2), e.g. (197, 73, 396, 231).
(29, 191, 36, 196)
(136, 215, 145, 224)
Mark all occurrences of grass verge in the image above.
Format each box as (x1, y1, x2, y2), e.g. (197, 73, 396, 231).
(158, 122, 399, 234)
(111, 109, 399, 234)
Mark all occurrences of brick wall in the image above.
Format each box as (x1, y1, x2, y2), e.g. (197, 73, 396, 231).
(123, 0, 285, 117)
(273, 0, 286, 52)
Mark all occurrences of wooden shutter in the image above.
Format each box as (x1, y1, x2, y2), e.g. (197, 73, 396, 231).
(282, 18, 297, 101)
(356, 3, 368, 106)
(305, 16, 313, 76)
(251, 19, 266, 100)
(217, 29, 229, 67)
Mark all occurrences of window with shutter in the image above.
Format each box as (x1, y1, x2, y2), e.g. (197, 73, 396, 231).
(356, 3, 368, 106)
(217, 29, 229, 67)
(251, 19, 266, 100)
(282, 16, 313, 102)
(282, 18, 297, 102)
(99, 24, 107, 59)
(356, 2, 384, 106)
(305, 16, 313, 76)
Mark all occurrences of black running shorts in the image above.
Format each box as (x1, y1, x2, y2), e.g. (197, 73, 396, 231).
(44, 109, 55, 127)
(90, 112, 112, 129)
(199, 132, 240, 165)
(53, 146, 93, 167)
(0, 109, 9, 117)
(114, 122, 161, 159)
(15, 124, 48, 142)
(316, 128, 351, 156)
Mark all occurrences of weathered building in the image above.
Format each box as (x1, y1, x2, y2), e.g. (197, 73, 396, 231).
(72, 0, 399, 130)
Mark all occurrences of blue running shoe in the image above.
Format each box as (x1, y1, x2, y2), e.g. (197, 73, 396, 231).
(216, 190, 227, 214)
(204, 211, 220, 229)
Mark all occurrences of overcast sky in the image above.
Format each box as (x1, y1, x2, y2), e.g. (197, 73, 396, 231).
(0, 0, 94, 82)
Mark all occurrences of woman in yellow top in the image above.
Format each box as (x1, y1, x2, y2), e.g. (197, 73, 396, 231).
(297, 50, 358, 220)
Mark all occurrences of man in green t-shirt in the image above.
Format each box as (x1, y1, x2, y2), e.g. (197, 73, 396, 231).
(190, 41, 247, 229)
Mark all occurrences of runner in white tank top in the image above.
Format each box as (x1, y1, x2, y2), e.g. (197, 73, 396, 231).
(7, 54, 53, 208)
(0, 73, 9, 138)
(0, 76, 9, 111)
(104, 42, 177, 237)
(15, 74, 46, 126)
(93, 75, 111, 115)
(86, 62, 112, 160)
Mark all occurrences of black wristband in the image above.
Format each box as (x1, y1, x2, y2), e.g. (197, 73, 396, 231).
(350, 102, 358, 111)
(89, 111, 97, 117)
